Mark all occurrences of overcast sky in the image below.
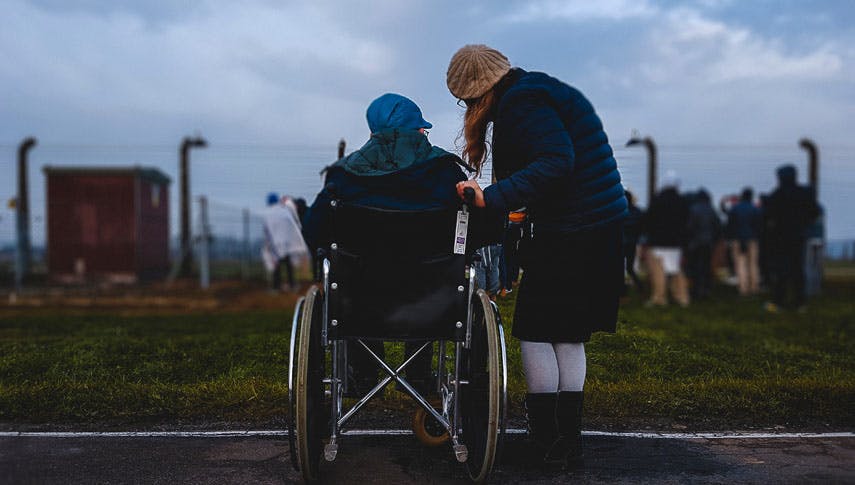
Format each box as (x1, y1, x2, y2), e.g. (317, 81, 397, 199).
(1, 0, 854, 241)
(3, 0, 854, 147)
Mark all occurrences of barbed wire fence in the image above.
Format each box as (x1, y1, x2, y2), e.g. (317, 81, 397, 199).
(2, 142, 855, 291)
(194, 198, 268, 283)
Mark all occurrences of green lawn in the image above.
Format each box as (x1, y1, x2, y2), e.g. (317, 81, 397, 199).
(1, 281, 853, 430)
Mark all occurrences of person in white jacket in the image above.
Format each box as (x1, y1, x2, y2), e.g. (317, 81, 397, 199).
(262, 192, 307, 292)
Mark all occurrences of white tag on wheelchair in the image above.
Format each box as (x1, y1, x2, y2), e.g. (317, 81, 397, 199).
(453, 211, 469, 254)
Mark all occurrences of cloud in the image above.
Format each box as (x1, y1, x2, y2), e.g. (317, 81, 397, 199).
(0, 0, 851, 153)
(571, 5, 852, 149)
(692, 0, 735, 9)
(500, 0, 657, 23)
(0, 1, 395, 144)
(644, 9, 843, 84)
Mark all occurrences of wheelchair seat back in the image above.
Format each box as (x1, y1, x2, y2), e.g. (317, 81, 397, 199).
(327, 202, 469, 341)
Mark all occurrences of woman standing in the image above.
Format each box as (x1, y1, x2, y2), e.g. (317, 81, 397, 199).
(447, 45, 627, 466)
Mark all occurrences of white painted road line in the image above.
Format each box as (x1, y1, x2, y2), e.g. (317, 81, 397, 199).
(1, 430, 853, 439)
(582, 431, 855, 439)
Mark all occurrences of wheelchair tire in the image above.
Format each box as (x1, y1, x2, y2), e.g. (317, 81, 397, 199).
(287, 296, 305, 472)
(411, 405, 450, 447)
(491, 300, 509, 462)
(294, 286, 328, 482)
(461, 289, 503, 483)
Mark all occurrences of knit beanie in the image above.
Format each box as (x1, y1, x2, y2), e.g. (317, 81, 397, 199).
(446, 44, 511, 100)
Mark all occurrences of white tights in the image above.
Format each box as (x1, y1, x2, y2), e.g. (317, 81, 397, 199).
(520, 341, 586, 393)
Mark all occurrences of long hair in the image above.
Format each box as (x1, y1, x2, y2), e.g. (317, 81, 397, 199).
(460, 88, 498, 176)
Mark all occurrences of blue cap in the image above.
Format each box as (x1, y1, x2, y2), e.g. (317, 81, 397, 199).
(366, 93, 432, 133)
(267, 192, 279, 205)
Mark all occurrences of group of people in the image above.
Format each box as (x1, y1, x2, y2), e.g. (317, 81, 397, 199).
(622, 167, 822, 311)
(298, 45, 626, 468)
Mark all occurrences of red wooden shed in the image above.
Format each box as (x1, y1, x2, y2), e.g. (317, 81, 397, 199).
(44, 166, 171, 283)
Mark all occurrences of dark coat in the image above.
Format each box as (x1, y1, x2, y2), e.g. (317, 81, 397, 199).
(486, 70, 625, 343)
(686, 200, 721, 249)
(643, 187, 690, 247)
(303, 129, 500, 253)
(727, 200, 762, 242)
(764, 182, 819, 242)
(485, 69, 627, 233)
(623, 204, 643, 252)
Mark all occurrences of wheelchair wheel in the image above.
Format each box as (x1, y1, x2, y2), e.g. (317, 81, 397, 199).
(294, 286, 328, 482)
(287, 296, 305, 472)
(460, 289, 503, 483)
(412, 405, 450, 447)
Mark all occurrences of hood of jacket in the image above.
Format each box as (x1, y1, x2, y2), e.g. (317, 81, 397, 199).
(335, 129, 456, 176)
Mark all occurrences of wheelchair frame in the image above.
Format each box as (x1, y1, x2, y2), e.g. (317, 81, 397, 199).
(288, 204, 508, 483)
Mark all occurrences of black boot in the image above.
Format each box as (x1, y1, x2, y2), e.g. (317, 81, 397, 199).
(524, 393, 558, 461)
(545, 391, 584, 467)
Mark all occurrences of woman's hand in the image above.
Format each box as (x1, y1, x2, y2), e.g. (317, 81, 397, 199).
(456, 180, 486, 208)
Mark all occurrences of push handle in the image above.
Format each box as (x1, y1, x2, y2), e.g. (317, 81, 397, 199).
(463, 187, 476, 207)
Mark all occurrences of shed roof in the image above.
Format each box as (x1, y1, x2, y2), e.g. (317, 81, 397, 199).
(42, 166, 171, 184)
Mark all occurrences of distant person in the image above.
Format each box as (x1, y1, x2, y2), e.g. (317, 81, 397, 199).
(763, 165, 820, 311)
(642, 171, 690, 307)
(474, 244, 502, 297)
(719, 194, 740, 285)
(758, 193, 775, 288)
(685, 189, 721, 300)
(804, 203, 825, 297)
(727, 188, 762, 296)
(623, 190, 645, 294)
(293, 197, 309, 225)
(302, 93, 497, 396)
(291, 197, 315, 278)
(472, 170, 503, 297)
(262, 192, 308, 292)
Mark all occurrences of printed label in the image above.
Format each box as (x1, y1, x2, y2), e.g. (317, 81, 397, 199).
(454, 211, 469, 255)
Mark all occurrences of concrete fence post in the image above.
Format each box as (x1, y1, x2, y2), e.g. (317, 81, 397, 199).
(241, 208, 250, 281)
(626, 135, 657, 206)
(198, 196, 211, 289)
(179, 136, 207, 277)
(15, 137, 36, 291)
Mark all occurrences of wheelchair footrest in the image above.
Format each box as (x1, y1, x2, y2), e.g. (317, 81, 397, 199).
(453, 443, 468, 463)
(324, 442, 339, 462)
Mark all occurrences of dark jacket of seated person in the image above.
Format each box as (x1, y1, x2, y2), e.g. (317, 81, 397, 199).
(302, 129, 480, 253)
(303, 96, 502, 258)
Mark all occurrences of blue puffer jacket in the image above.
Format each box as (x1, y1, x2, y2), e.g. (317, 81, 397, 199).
(486, 69, 627, 233)
(303, 129, 499, 252)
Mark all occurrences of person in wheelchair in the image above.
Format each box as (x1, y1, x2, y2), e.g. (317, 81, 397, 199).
(303, 93, 487, 397)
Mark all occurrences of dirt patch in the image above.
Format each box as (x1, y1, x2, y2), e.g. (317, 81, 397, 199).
(1, 280, 306, 315)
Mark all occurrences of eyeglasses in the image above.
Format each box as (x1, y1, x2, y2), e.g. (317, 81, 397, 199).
(456, 97, 479, 108)
(423, 129, 430, 136)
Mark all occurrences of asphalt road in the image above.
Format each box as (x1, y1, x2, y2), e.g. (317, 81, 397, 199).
(2, 433, 853, 484)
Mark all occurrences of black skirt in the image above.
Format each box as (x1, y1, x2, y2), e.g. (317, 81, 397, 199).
(511, 222, 623, 343)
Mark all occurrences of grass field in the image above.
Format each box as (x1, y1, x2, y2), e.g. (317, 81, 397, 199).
(0, 280, 853, 431)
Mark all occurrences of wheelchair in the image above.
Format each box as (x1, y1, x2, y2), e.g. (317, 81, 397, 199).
(288, 191, 508, 483)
